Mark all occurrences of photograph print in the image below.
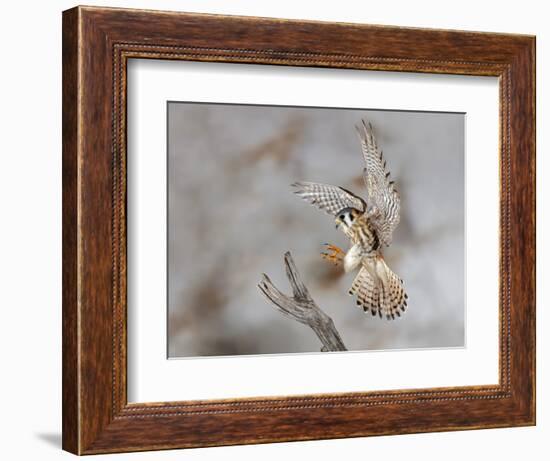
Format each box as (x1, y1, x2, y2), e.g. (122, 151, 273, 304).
(167, 102, 465, 358)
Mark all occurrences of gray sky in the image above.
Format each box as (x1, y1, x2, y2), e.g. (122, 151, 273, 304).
(167, 103, 465, 357)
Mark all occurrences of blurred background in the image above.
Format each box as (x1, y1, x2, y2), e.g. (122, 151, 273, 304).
(167, 103, 465, 357)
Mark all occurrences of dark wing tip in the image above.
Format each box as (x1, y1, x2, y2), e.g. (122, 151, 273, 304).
(359, 119, 373, 132)
(291, 181, 310, 193)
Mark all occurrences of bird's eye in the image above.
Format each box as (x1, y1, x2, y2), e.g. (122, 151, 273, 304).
(339, 215, 345, 220)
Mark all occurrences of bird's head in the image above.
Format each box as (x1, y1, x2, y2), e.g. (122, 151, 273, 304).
(335, 207, 361, 231)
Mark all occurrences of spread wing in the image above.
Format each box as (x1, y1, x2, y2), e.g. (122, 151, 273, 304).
(356, 120, 401, 246)
(291, 181, 365, 217)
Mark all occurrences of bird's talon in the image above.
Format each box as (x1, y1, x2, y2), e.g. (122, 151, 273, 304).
(321, 243, 344, 266)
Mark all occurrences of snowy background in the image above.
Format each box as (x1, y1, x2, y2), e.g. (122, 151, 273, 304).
(167, 103, 465, 357)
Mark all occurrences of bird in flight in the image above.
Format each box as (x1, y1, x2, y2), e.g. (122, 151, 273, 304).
(292, 120, 407, 319)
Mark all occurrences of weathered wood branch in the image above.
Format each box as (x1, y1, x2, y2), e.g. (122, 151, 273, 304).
(258, 251, 347, 352)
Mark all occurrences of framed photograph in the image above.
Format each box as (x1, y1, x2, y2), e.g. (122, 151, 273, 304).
(62, 5, 535, 455)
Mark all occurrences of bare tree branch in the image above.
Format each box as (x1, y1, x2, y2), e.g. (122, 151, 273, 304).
(258, 252, 347, 352)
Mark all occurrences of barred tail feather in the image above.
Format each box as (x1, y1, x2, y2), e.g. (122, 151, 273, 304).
(349, 258, 407, 320)
(378, 258, 408, 319)
(349, 267, 380, 316)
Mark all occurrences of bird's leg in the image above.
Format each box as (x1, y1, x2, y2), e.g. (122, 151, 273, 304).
(343, 243, 363, 273)
(321, 243, 345, 266)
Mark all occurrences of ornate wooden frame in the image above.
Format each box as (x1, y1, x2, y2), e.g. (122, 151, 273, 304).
(62, 5, 535, 455)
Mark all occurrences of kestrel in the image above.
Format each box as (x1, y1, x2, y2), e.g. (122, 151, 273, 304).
(292, 120, 407, 319)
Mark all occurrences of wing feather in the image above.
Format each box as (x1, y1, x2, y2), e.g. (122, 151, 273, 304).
(356, 121, 401, 246)
(292, 181, 365, 217)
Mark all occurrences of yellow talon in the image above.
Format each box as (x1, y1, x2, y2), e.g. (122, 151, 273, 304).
(321, 243, 344, 266)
